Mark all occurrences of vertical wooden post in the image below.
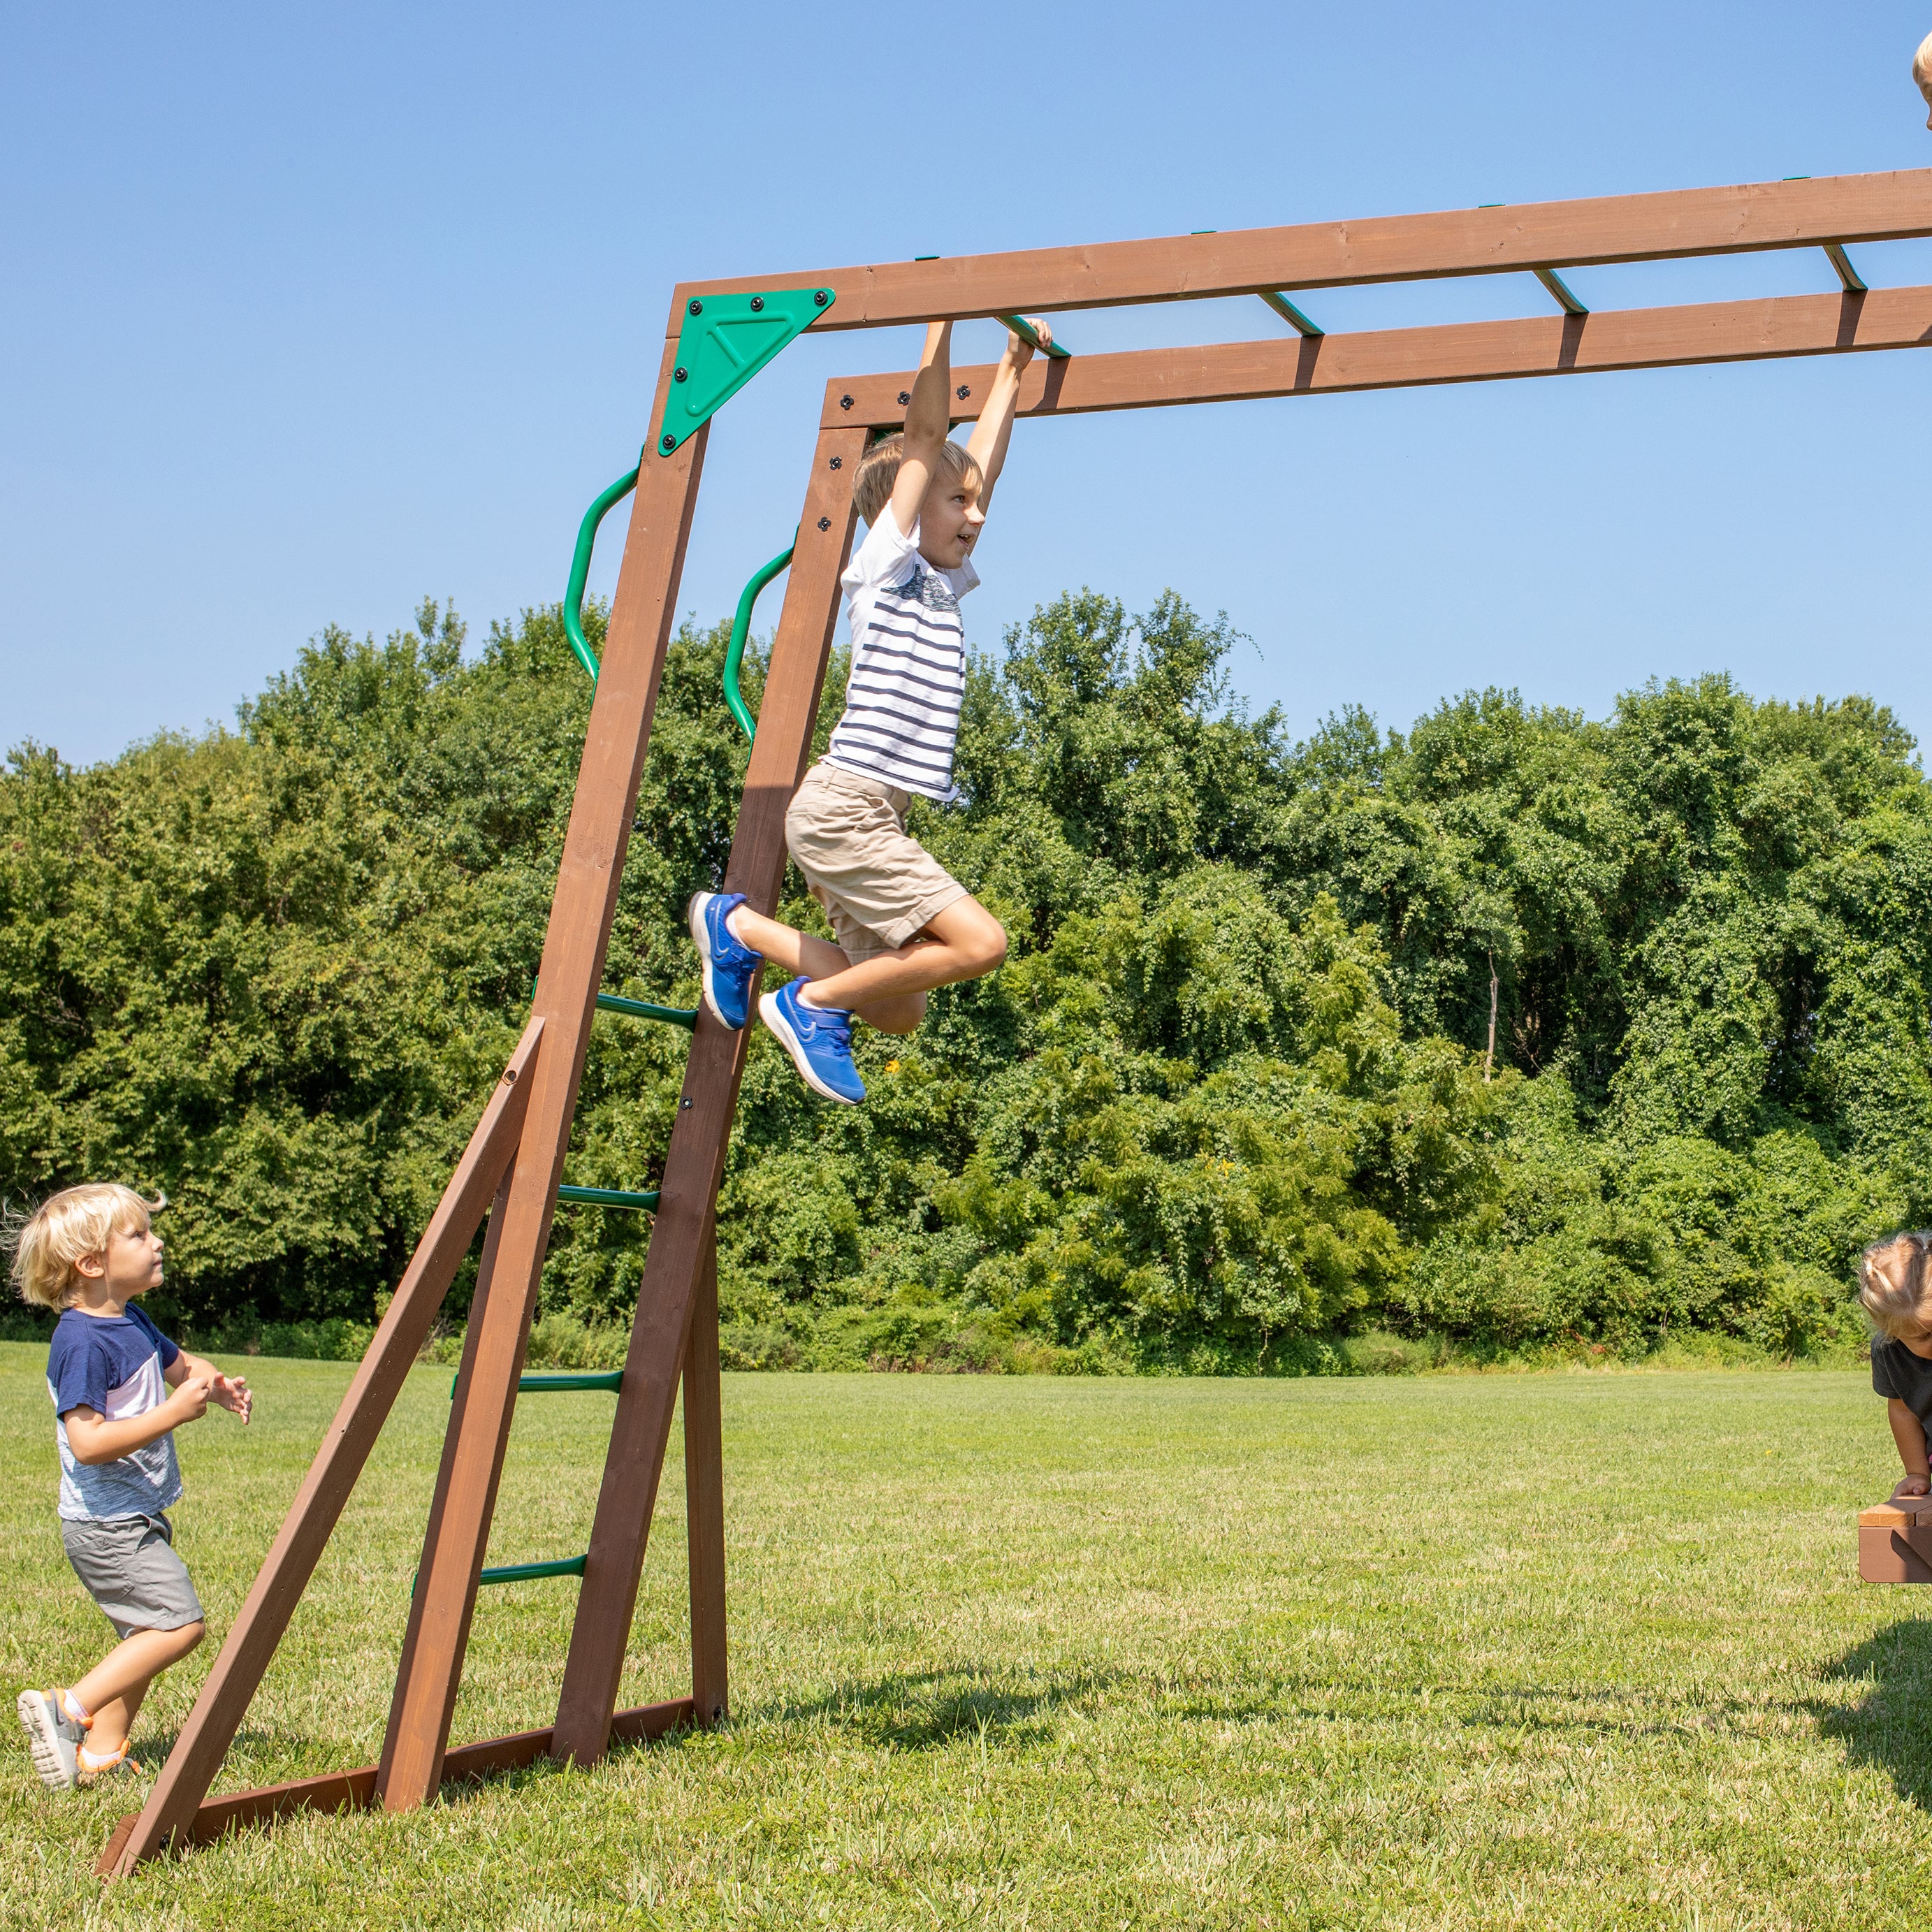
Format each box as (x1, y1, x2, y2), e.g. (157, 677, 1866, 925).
(683, 1230, 727, 1726)
(551, 418, 869, 1766)
(378, 343, 709, 1811)
(99, 1024, 542, 1877)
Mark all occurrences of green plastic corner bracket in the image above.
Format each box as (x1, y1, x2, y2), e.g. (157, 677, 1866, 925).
(658, 286, 834, 456)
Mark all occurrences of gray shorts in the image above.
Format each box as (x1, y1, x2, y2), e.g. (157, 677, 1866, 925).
(61, 1512, 205, 1639)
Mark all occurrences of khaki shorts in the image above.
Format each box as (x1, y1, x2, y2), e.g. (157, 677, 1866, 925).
(785, 763, 969, 960)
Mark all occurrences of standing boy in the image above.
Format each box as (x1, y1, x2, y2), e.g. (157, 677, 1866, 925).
(11, 1184, 252, 1788)
(688, 316, 1050, 1103)
(1860, 1230, 1932, 1499)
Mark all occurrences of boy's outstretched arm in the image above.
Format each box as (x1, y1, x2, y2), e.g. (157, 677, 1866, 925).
(888, 321, 954, 535)
(964, 318, 1049, 515)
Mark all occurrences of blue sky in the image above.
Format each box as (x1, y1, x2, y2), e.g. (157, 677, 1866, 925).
(5, 2, 1931, 769)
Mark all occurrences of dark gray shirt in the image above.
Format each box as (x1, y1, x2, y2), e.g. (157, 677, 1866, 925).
(1873, 1337, 1932, 1441)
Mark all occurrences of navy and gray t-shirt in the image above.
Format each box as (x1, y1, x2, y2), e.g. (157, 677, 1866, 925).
(45, 1304, 182, 1521)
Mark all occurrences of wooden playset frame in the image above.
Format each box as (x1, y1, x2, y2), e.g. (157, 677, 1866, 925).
(99, 165, 1932, 1877)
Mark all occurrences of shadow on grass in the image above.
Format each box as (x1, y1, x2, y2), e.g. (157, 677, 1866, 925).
(1817, 1618, 1932, 1809)
(761, 1665, 1124, 1751)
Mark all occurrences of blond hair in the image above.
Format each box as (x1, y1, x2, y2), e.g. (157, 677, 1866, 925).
(7, 1185, 161, 1311)
(853, 433, 982, 528)
(1917, 31, 1932, 120)
(1860, 1230, 1932, 1339)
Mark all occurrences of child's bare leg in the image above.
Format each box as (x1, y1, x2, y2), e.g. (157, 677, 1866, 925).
(794, 898, 1006, 1014)
(725, 905, 848, 982)
(73, 1622, 203, 1752)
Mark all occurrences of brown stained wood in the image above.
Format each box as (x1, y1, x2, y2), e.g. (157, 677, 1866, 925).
(1859, 1499, 1932, 1527)
(99, 1022, 544, 1877)
(1861, 1524, 1932, 1584)
(823, 284, 1932, 431)
(377, 1158, 515, 1795)
(381, 344, 708, 1813)
(97, 1701, 692, 1871)
(551, 422, 869, 1768)
(683, 1235, 728, 1726)
(674, 169, 1932, 328)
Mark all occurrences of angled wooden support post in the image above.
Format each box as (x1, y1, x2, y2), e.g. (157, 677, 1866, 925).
(683, 1231, 728, 1726)
(99, 1019, 544, 1877)
(377, 344, 709, 1812)
(551, 415, 869, 1767)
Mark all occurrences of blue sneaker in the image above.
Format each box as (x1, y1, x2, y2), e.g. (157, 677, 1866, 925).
(760, 980, 866, 1105)
(688, 892, 762, 1030)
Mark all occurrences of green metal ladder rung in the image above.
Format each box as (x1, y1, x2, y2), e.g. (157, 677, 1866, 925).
(596, 990, 697, 1029)
(448, 1370, 624, 1397)
(555, 1183, 660, 1212)
(478, 1554, 588, 1588)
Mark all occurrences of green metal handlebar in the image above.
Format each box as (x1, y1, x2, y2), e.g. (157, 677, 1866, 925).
(562, 463, 642, 683)
(562, 465, 794, 746)
(722, 537, 795, 743)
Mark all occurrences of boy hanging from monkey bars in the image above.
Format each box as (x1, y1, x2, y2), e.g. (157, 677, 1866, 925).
(688, 315, 1051, 1103)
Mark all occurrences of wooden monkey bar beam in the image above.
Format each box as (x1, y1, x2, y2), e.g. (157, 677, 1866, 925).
(673, 168, 1932, 330)
(822, 282, 1932, 428)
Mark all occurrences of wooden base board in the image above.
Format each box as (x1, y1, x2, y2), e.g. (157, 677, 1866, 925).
(1858, 1501, 1932, 1583)
(97, 1697, 694, 1877)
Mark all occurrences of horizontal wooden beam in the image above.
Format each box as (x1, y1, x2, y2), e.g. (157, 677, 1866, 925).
(822, 282, 1932, 429)
(97, 1699, 693, 1874)
(677, 168, 1932, 333)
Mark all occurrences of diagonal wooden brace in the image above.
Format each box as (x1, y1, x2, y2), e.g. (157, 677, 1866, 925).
(99, 1018, 544, 1877)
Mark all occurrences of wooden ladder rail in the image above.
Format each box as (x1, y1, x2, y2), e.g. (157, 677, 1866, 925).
(551, 417, 868, 1766)
(375, 339, 711, 1809)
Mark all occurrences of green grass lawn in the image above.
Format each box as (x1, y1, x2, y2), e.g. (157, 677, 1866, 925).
(5, 1343, 1932, 1929)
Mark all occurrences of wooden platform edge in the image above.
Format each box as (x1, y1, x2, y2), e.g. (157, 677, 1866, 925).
(97, 1697, 695, 1876)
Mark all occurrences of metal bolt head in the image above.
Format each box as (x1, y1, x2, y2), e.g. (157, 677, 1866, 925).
(956, 384, 970, 400)
(839, 393, 853, 410)
(817, 516, 831, 531)
(688, 298, 702, 315)
(750, 294, 764, 312)
(680, 1096, 692, 1109)
(829, 456, 842, 470)
(660, 433, 676, 451)
(674, 366, 687, 383)
(814, 289, 829, 307)
(897, 391, 910, 406)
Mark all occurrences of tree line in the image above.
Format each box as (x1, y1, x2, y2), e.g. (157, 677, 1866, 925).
(4, 589, 1926, 1368)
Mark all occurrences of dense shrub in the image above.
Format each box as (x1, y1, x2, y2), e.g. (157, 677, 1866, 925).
(3, 586, 1926, 1366)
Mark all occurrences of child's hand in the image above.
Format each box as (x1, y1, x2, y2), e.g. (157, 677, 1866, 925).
(211, 1374, 253, 1425)
(1894, 1473, 1931, 1499)
(1006, 317, 1052, 368)
(170, 1374, 215, 1423)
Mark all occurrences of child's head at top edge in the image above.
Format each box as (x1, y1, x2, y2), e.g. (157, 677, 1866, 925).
(1861, 1230, 1932, 1346)
(1917, 31, 1932, 128)
(6, 1184, 165, 1312)
(854, 434, 983, 573)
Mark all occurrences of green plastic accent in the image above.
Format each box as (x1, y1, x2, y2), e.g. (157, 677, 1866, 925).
(724, 539, 795, 743)
(996, 312, 1070, 359)
(597, 990, 697, 1029)
(556, 1183, 660, 1212)
(658, 287, 834, 456)
(563, 465, 641, 683)
(521, 1371, 625, 1393)
(446, 1370, 625, 1397)
(479, 1555, 588, 1587)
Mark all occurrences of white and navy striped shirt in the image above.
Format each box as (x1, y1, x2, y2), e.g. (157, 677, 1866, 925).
(825, 514, 978, 804)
